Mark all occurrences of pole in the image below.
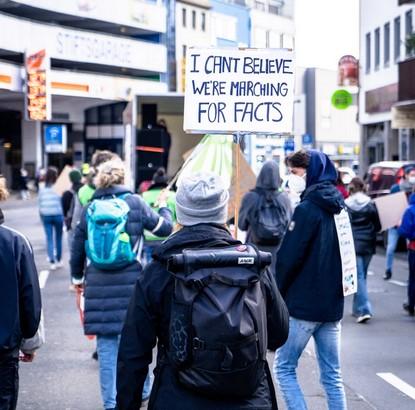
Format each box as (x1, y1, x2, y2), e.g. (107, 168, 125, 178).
(233, 132, 241, 240)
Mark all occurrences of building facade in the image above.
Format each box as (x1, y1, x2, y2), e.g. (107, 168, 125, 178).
(359, 0, 415, 172)
(0, 0, 167, 187)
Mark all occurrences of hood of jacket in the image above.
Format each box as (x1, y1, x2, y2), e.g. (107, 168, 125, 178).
(256, 160, 280, 190)
(153, 223, 240, 262)
(92, 185, 131, 199)
(306, 150, 338, 188)
(345, 192, 371, 211)
(303, 180, 344, 214)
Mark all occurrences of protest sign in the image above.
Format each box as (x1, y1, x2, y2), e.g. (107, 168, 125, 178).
(373, 191, 408, 231)
(183, 47, 295, 134)
(53, 165, 72, 196)
(334, 209, 357, 296)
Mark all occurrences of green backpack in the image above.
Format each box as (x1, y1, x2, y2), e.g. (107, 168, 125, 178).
(85, 195, 139, 270)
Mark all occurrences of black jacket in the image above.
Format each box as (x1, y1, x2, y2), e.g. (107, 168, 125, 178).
(276, 151, 345, 323)
(70, 185, 173, 335)
(0, 209, 41, 353)
(116, 224, 289, 410)
(345, 193, 381, 255)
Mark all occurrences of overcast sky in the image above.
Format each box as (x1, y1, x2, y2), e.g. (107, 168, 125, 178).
(294, 0, 360, 69)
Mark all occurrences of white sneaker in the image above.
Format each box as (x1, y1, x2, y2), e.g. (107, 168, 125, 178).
(50, 263, 57, 271)
(56, 261, 64, 268)
(356, 314, 372, 323)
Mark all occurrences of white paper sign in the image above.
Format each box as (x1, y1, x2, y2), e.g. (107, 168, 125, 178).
(183, 47, 295, 134)
(334, 209, 357, 296)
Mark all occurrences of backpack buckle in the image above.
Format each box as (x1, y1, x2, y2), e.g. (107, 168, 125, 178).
(190, 278, 206, 291)
(193, 337, 205, 350)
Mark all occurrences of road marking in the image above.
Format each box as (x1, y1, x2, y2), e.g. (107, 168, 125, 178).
(388, 280, 407, 287)
(38, 270, 50, 289)
(377, 373, 415, 400)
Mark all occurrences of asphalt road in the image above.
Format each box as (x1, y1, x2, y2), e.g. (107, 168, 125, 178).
(3, 197, 415, 410)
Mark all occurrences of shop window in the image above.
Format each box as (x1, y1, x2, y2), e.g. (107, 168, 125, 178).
(85, 107, 98, 125)
(99, 105, 112, 125)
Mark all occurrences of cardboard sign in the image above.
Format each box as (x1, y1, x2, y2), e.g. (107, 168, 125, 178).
(183, 47, 295, 134)
(373, 191, 408, 231)
(52, 165, 72, 196)
(334, 209, 357, 296)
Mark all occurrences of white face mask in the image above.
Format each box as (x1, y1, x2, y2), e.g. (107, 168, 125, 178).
(409, 176, 415, 185)
(287, 173, 306, 194)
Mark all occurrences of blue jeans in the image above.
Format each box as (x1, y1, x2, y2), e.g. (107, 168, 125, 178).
(97, 335, 120, 410)
(41, 215, 63, 263)
(386, 228, 399, 272)
(353, 255, 373, 317)
(274, 317, 347, 410)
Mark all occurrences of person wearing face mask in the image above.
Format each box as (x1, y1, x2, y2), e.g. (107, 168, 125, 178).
(274, 149, 348, 410)
(384, 167, 415, 281)
(284, 171, 306, 208)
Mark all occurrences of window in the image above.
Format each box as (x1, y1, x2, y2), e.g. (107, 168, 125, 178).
(375, 28, 380, 70)
(394, 16, 401, 61)
(182, 8, 186, 27)
(201, 12, 206, 32)
(366, 32, 371, 73)
(182, 45, 187, 59)
(192, 10, 196, 29)
(406, 9, 413, 56)
(384, 22, 390, 66)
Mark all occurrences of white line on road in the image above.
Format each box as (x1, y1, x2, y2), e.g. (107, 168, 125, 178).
(38, 270, 50, 289)
(377, 373, 415, 400)
(388, 280, 407, 287)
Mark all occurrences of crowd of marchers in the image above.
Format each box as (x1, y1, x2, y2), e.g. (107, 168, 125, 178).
(2, 148, 415, 410)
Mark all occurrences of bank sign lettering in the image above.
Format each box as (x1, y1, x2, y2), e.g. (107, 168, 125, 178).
(184, 48, 295, 134)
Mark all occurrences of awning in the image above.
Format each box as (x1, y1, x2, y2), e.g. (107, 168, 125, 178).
(392, 100, 415, 129)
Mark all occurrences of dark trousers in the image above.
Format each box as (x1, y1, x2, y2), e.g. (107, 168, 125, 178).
(0, 349, 19, 410)
(408, 250, 415, 310)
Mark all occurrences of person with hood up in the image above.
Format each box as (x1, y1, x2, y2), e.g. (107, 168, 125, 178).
(239, 161, 293, 272)
(398, 193, 415, 316)
(345, 177, 381, 323)
(274, 150, 348, 410)
(384, 167, 415, 280)
(71, 159, 173, 410)
(116, 172, 289, 410)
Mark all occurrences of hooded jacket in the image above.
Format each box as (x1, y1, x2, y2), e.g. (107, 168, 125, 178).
(345, 192, 381, 255)
(70, 185, 173, 335)
(398, 193, 415, 241)
(0, 209, 41, 353)
(276, 150, 345, 322)
(239, 161, 292, 244)
(116, 224, 289, 410)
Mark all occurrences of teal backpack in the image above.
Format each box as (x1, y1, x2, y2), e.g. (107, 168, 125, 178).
(85, 195, 140, 270)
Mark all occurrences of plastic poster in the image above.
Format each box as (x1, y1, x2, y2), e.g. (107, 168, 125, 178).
(334, 209, 357, 296)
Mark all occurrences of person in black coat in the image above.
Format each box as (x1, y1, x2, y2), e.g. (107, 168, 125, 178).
(116, 172, 289, 410)
(70, 159, 172, 410)
(0, 179, 41, 410)
(345, 177, 381, 323)
(239, 161, 293, 273)
(274, 150, 348, 410)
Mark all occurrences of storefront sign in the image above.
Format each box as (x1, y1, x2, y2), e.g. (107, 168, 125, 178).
(184, 47, 295, 134)
(392, 105, 415, 129)
(365, 84, 398, 114)
(338, 55, 358, 87)
(331, 89, 353, 110)
(44, 124, 67, 153)
(25, 49, 51, 121)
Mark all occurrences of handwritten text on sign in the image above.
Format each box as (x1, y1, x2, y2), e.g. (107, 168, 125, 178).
(183, 48, 295, 134)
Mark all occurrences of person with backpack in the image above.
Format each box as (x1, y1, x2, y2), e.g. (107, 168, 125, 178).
(142, 167, 176, 265)
(274, 150, 348, 410)
(116, 171, 289, 410)
(0, 176, 42, 410)
(239, 161, 292, 272)
(70, 159, 173, 410)
(345, 177, 381, 323)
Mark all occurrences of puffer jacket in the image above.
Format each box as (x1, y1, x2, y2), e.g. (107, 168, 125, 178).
(116, 224, 289, 410)
(38, 186, 63, 216)
(70, 185, 173, 335)
(345, 192, 381, 255)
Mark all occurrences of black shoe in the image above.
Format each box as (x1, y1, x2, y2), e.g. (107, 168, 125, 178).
(383, 270, 392, 280)
(403, 303, 415, 316)
(92, 351, 98, 360)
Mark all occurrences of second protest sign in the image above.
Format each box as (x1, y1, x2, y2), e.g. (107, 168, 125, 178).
(183, 47, 295, 134)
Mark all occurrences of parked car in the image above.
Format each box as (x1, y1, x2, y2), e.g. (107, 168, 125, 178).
(366, 161, 415, 198)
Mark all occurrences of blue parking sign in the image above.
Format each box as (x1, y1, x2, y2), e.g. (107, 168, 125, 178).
(44, 124, 67, 153)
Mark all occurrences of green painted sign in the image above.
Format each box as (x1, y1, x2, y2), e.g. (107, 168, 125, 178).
(331, 89, 353, 110)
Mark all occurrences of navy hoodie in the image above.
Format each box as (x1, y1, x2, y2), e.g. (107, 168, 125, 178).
(276, 150, 345, 322)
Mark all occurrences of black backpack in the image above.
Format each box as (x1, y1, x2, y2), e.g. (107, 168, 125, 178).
(167, 244, 271, 398)
(251, 192, 289, 246)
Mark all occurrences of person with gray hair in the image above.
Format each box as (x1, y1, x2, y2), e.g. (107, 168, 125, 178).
(116, 171, 289, 410)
